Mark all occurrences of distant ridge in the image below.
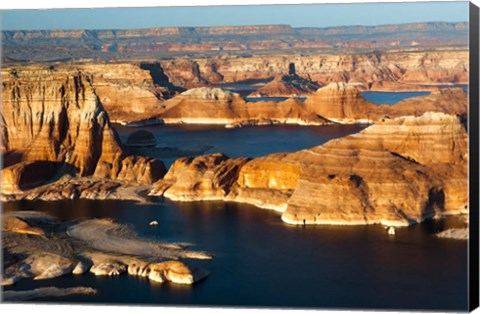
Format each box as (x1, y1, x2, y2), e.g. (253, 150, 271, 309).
(2, 21, 468, 63)
(2, 21, 466, 36)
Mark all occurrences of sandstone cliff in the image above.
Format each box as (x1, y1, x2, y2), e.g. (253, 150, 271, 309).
(248, 69, 321, 97)
(2, 47, 467, 127)
(1, 67, 166, 198)
(160, 50, 468, 89)
(304, 82, 467, 123)
(2, 63, 180, 124)
(150, 112, 468, 226)
(156, 87, 332, 127)
(155, 83, 467, 127)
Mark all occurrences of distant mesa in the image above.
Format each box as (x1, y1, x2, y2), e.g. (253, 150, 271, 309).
(126, 130, 157, 147)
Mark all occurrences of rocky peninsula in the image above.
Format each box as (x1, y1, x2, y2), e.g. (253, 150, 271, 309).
(2, 211, 210, 286)
(154, 83, 466, 126)
(150, 112, 468, 227)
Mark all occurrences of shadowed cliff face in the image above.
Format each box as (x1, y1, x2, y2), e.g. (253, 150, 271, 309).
(150, 112, 468, 226)
(1, 67, 166, 195)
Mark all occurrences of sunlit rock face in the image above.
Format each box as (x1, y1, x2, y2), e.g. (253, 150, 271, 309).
(160, 50, 468, 89)
(280, 112, 468, 226)
(151, 112, 467, 226)
(248, 68, 321, 97)
(1, 67, 122, 175)
(156, 83, 466, 127)
(304, 82, 467, 123)
(304, 82, 374, 123)
(1, 67, 166, 198)
(151, 153, 250, 201)
(156, 87, 332, 126)
(1, 63, 179, 124)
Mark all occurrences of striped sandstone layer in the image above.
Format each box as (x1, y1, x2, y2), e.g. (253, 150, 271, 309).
(150, 112, 467, 226)
(1, 67, 166, 199)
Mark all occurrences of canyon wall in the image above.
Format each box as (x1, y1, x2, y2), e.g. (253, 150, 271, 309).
(303, 82, 467, 123)
(160, 50, 468, 89)
(154, 83, 467, 126)
(2, 63, 179, 124)
(1, 66, 166, 196)
(1, 47, 468, 126)
(150, 112, 468, 226)
(156, 87, 332, 127)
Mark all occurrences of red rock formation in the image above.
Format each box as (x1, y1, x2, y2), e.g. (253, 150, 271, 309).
(156, 87, 332, 126)
(1, 66, 166, 197)
(151, 153, 250, 201)
(154, 83, 466, 127)
(160, 50, 468, 89)
(248, 67, 321, 97)
(151, 112, 468, 226)
(1, 63, 180, 124)
(304, 82, 467, 123)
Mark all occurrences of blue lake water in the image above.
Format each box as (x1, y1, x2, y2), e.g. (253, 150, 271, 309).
(244, 92, 429, 104)
(1, 97, 468, 310)
(360, 91, 431, 104)
(115, 124, 366, 168)
(3, 198, 467, 310)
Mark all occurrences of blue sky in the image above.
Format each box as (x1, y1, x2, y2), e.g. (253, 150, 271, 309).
(0, 2, 469, 30)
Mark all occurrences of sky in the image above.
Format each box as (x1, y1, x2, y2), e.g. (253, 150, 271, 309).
(0, 1, 470, 30)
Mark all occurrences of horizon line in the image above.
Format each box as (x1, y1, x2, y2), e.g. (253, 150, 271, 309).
(1, 20, 469, 32)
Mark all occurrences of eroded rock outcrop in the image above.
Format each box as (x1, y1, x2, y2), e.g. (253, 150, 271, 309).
(153, 83, 466, 127)
(2, 212, 210, 286)
(1, 67, 166, 200)
(151, 112, 468, 226)
(151, 153, 250, 201)
(304, 82, 467, 123)
(157, 87, 332, 126)
(160, 50, 468, 89)
(248, 65, 321, 97)
(2, 63, 180, 124)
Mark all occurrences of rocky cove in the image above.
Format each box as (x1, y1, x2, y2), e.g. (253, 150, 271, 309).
(0, 60, 469, 308)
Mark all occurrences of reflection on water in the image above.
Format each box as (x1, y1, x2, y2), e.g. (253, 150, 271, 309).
(3, 199, 467, 310)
